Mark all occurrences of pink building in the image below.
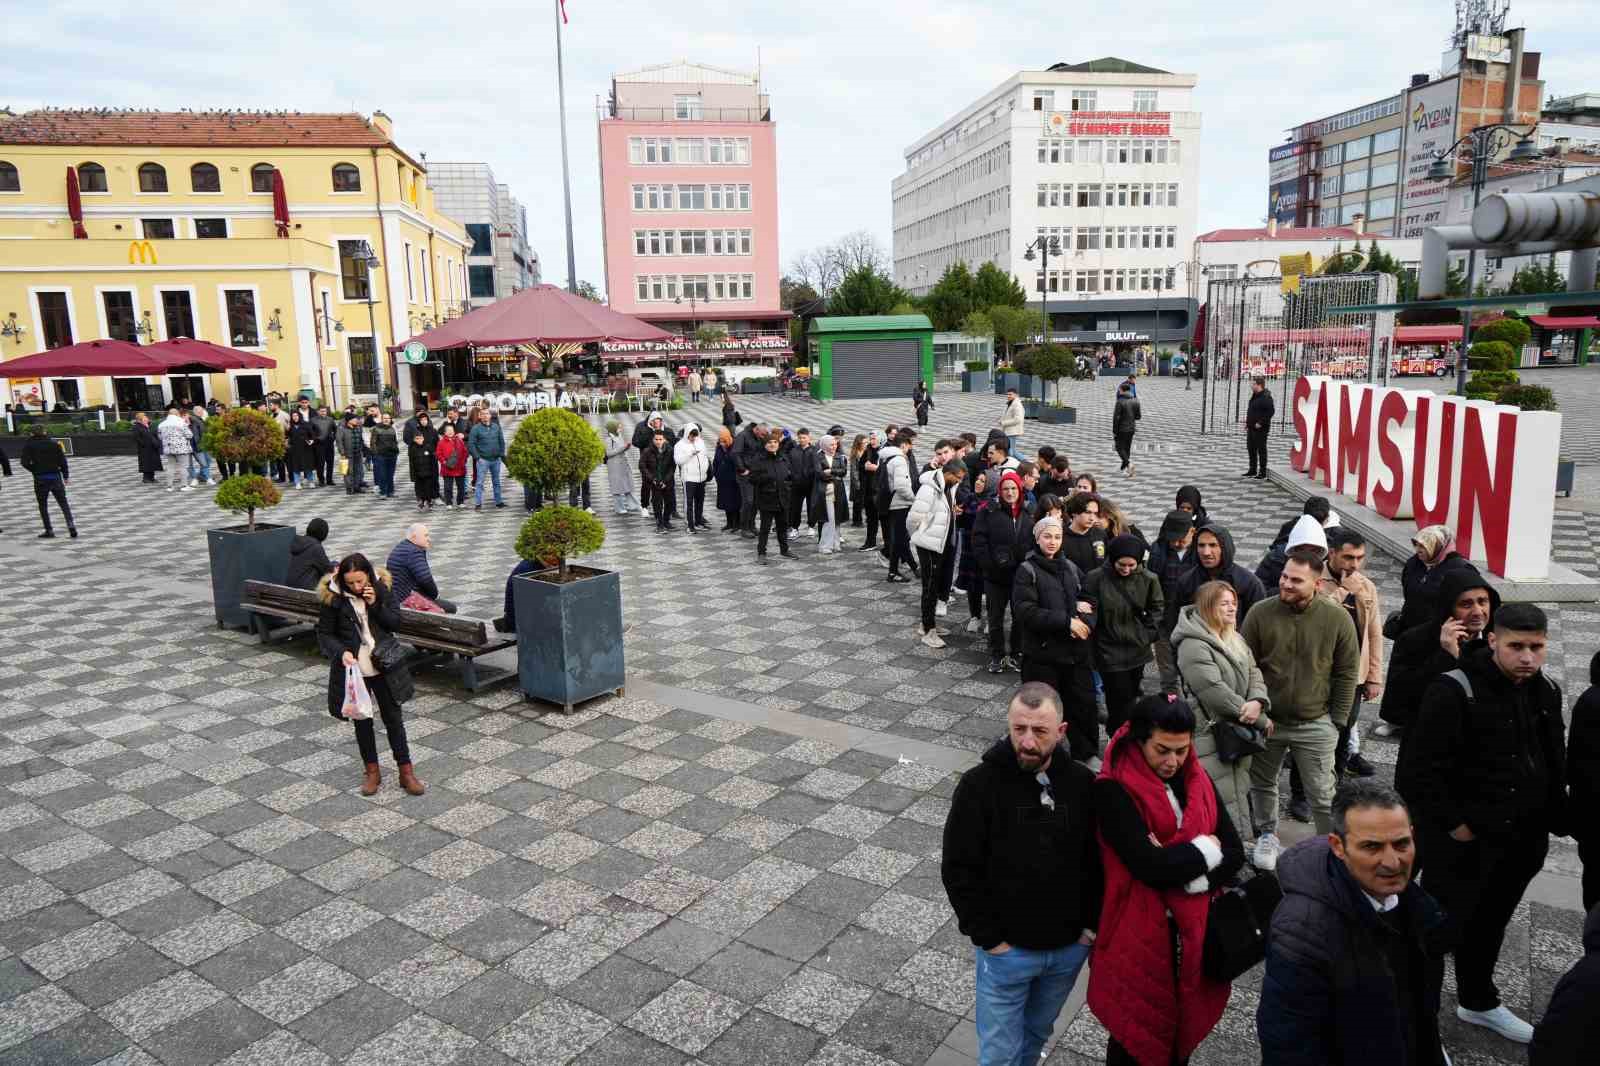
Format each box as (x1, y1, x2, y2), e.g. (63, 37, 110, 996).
(597, 61, 789, 362)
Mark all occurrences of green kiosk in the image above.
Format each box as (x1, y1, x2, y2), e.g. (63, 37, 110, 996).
(807, 315, 934, 401)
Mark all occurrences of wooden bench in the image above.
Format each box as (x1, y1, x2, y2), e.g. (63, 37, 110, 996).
(239, 580, 517, 693)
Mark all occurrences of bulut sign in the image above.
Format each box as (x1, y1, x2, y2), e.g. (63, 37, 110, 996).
(1290, 375, 1560, 580)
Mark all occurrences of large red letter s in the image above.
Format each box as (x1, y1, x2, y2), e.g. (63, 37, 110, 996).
(1289, 376, 1314, 471)
(1370, 390, 1410, 518)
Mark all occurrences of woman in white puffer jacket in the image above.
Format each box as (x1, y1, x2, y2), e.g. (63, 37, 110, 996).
(906, 465, 965, 648)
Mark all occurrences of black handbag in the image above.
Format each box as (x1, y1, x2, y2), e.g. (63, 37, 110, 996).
(373, 637, 414, 704)
(1202, 869, 1283, 982)
(1212, 719, 1268, 763)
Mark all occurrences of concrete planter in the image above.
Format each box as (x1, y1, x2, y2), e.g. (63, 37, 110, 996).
(1557, 458, 1575, 498)
(1037, 405, 1077, 424)
(514, 566, 625, 712)
(961, 370, 991, 393)
(996, 373, 1022, 395)
(207, 523, 295, 629)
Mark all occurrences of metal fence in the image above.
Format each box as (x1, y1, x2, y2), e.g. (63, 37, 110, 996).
(1199, 272, 1396, 437)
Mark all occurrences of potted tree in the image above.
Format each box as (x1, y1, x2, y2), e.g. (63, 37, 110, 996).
(203, 408, 290, 629)
(1027, 344, 1078, 424)
(504, 409, 622, 712)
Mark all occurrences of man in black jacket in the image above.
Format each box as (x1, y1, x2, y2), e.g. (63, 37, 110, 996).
(732, 422, 767, 536)
(1244, 375, 1275, 478)
(785, 427, 817, 536)
(1568, 650, 1600, 912)
(942, 683, 1100, 1066)
(1407, 602, 1566, 1045)
(749, 433, 796, 561)
(19, 425, 76, 539)
(1162, 521, 1266, 636)
(1258, 781, 1449, 1066)
(633, 412, 667, 515)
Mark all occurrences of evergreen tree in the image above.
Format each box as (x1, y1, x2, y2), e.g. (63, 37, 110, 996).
(972, 261, 1028, 310)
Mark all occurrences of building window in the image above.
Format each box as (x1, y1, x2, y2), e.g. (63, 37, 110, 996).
(348, 336, 378, 392)
(163, 291, 196, 339)
(339, 240, 372, 300)
(0, 161, 17, 192)
(1076, 183, 1101, 208)
(1345, 136, 1371, 161)
(1344, 168, 1369, 193)
(224, 290, 260, 346)
(190, 163, 220, 193)
(679, 184, 706, 210)
(1321, 175, 1341, 198)
(331, 163, 361, 192)
(1071, 90, 1097, 111)
(137, 163, 167, 193)
(674, 94, 703, 119)
(77, 162, 107, 193)
(1340, 202, 1366, 224)
(1369, 162, 1399, 187)
(1319, 145, 1343, 168)
(195, 217, 228, 239)
(1367, 196, 1397, 219)
(141, 218, 175, 240)
(1133, 90, 1159, 113)
(1033, 90, 1055, 112)
(250, 164, 275, 193)
(103, 291, 138, 342)
(468, 265, 496, 298)
(1373, 129, 1401, 155)
(464, 223, 492, 257)
(37, 292, 72, 348)
(632, 185, 645, 209)
(403, 242, 415, 301)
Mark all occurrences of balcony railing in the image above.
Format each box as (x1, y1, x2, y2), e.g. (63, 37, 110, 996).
(600, 106, 771, 122)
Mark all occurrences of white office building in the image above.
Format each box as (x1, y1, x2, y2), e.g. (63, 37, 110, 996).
(428, 162, 539, 311)
(892, 58, 1201, 352)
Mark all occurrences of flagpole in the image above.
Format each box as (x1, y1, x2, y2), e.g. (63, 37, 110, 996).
(555, 0, 578, 295)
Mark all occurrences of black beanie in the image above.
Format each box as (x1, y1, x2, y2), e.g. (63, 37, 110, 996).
(307, 518, 329, 542)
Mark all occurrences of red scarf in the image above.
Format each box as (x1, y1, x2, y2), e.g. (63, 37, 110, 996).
(1087, 723, 1229, 1066)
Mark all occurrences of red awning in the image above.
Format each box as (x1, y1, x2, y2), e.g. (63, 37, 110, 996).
(271, 169, 290, 238)
(1394, 324, 1463, 345)
(1529, 315, 1600, 331)
(394, 285, 673, 351)
(66, 166, 87, 240)
(145, 337, 277, 370)
(1, 338, 171, 377)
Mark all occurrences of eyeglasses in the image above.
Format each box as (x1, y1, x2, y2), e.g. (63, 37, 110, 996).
(1036, 771, 1055, 812)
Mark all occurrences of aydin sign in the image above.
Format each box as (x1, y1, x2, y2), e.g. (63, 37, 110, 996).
(1290, 375, 1560, 580)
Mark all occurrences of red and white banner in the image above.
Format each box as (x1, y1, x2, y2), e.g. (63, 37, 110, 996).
(1289, 375, 1560, 580)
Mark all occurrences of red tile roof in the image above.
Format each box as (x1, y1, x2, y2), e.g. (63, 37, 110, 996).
(0, 109, 393, 150)
(1196, 226, 1390, 243)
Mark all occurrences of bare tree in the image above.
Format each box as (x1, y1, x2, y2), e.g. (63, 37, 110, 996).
(831, 230, 888, 275)
(789, 246, 844, 298)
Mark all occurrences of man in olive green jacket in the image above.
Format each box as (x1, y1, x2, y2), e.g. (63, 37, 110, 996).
(1241, 548, 1360, 867)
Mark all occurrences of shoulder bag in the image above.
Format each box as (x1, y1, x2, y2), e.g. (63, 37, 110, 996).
(1202, 868, 1283, 982)
(1212, 718, 1268, 763)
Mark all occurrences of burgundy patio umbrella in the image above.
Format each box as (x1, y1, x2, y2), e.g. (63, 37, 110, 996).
(0, 338, 171, 377)
(272, 170, 290, 238)
(395, 284, 673, 350)
(146, 336, 277, 371)
(66, 167, 87, 239)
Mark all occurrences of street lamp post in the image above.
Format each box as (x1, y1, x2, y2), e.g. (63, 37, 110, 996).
(1022, 235, 1062, 346)
(1426, 124, 1539, 395)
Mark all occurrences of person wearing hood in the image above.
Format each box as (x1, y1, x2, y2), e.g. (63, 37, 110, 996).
(632, 411, 666, 513)
(316, 553, 424, 798)
(1012, 516, 1100, 763)
(974, 471, 1034, 673)
(1255, 497, 1340, 588)
(158, 407, 194, 492)
(1089, 695, 1243, 1066)
(941, 683, 1101, 1066)
(674, 422, 712, 533)
(1257, 782, 1450, 1066)
(1405, 602, 1567, 1045)
(287, 518, 334, 590)
(1568, 651, 1600, 912)
(749, 431, 797, 561)
(1531, 900, 1600, 1064)
(1147, 509, 1200, 694)
(811, 434, 850, 555)
(1173, 580, 1272, 834)
(1382, 566, 1498, 751)
(908, 464, 966, 646)
(785, 427, 818, 537)
(1174, 485, 1207, 526)
(1084, 534, 1163, 739)
(1394, 524, 1478, 635)
(1163, 522, 1266, 638)
(711, 426, 741, 532)
(602, 420, 639, 516)
(1243, 375, 1275, 479)
(1112, 381, 1141, 477)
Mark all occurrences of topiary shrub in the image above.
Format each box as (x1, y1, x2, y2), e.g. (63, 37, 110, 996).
(505, 408, 608, 580)
(1465, 368, 1520, 401)
(1472, 317, 1532, 351)
(214, 474, 282, 532)
(205, 408, 286, 530)
(1025, 344, 1077, 405)
(1495, 383, 1559, 411)
(1467, 340, 1516, 370)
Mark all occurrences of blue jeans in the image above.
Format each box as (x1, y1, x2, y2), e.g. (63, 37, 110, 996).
(371, 454, 397, 497)
(475, 459, 503, 505)
(974, 942, 1091, 1066)
(1006, 435, 1020, 457)
(189, 451, 212, 482)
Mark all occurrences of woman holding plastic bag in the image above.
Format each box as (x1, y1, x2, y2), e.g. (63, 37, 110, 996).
(316, 553, 425, 797)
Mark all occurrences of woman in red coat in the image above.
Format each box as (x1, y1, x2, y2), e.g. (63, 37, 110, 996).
(436, 423, 469, 510)
(1088, 694, 1245, 1066)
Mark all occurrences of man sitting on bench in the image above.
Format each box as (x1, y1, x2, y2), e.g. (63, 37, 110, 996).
(387, 523, 457, 614)
(287, 518, 334, 591)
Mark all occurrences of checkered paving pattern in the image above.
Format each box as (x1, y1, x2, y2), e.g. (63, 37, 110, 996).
(0, 376, 1588, 1066)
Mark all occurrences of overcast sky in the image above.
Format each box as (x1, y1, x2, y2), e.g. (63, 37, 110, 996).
(10, 1, 1596, 296)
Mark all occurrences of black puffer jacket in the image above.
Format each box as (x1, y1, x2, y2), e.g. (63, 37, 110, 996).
(1246, 388, 1275, 432)
(941, 737, 1101, 951)
(972, 502, 1035, 584)
(1112, 395, 1141, 435)
(732, 425, 764, 474)
(748, 449, 791, 511)
(1257, 838, 1449, 1066)
(1011, 549, 1095, 666)
(1406, 644, 1567, 836)
(1163, 522, 1267, 635)
(315, 570, 413, 718)
(1380, 567, 1498, 729)
(287, 534, 332, 591)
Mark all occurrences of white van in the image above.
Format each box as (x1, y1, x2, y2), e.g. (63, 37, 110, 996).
(719, 365, 778, 392)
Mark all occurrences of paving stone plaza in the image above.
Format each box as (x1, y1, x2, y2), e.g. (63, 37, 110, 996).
(0, 372, 1594, 1066)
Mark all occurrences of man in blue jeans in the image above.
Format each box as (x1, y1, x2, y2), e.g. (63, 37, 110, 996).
(467, 409, 507, 510)
(942, 682, 1101, 1066)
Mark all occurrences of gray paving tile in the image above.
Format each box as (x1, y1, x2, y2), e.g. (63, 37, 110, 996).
(491, 996, 613, 1065)
(625, 979, 745, 1055)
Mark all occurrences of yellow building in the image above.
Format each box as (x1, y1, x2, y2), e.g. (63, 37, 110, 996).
(0, 108, 469, 411)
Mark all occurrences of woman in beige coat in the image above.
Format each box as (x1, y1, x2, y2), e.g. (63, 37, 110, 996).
(1171, 580, 1271, 836)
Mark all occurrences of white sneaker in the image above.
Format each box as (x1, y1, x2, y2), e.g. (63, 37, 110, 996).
(207, 478, 218, 486)
(920, 629, 947, 648)
(965, 617, 983, 634)
(935, 600, 948, 618)
(1372, 722, 1402, 738)
(179, 485, 194, 493)
(1252, 832, 1282, 871)
(1457, 1005, 1533, 1044)
(166, 487, 175, 493)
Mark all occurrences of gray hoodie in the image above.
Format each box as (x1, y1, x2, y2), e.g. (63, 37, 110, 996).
(1170, 604, 1270, 726)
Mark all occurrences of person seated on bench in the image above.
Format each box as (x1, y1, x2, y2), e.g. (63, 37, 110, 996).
(387, 523, 457, 614)
(493, 558, 542, 634)
(287, 518, 334, 591)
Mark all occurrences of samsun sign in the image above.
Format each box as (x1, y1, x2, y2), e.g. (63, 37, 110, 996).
(1290, 375, 1560, 580)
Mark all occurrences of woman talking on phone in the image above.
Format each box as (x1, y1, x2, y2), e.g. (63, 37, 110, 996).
(316, 553, 425, 797)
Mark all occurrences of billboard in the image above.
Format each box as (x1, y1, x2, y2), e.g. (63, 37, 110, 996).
(1044, 111, 1171, 137)
(1267, 142, 1312, 185)
(1268, 179, 1301, 224)
(1399, 76, 1460, 238)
